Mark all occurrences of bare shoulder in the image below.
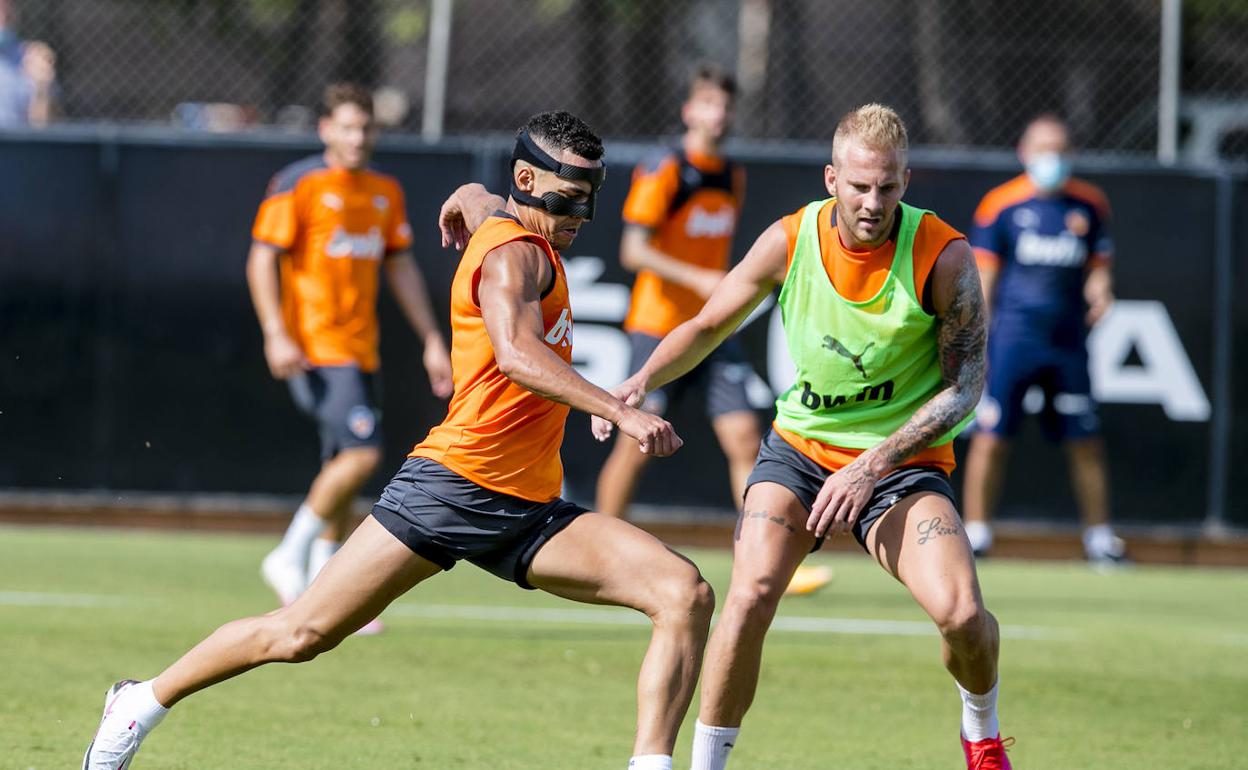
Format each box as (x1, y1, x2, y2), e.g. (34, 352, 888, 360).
(480, 238, 552, 295)
(740, 219, 791, 284)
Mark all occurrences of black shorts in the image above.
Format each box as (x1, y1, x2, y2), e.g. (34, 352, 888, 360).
(628, 332, 761, 419)
(745, 429, 957, 552)
(288, 366, 383, 460)
(371, 457, 588, 589)
(978, 336, 1099, 441)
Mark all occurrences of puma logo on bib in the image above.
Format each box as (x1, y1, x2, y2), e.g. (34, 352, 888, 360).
(822, 336, 874, 379)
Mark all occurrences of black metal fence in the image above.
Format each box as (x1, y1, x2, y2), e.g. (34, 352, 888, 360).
(8, 0, 1248, 161)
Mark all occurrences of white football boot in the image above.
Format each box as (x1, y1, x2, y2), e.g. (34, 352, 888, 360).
(82, 680, 162, 769)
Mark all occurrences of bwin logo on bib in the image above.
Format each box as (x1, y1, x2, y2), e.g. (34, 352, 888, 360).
(798, 379, 895, 410)
(544, 308, 573, 348)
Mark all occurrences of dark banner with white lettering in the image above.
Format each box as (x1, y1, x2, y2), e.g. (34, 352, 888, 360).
(0, 133, 1237, 527)
(555, 156, 1222, 526)
(0, 135, 473, 494)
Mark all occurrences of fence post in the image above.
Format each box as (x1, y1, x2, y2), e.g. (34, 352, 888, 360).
(1158, 0, 1182, 165)
(1204, 173, 1234, 535)
(422, 0, 454, 142)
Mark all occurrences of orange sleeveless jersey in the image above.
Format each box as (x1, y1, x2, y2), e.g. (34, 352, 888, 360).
(621, 150, 744, 336)
(411, 215, 574, 502)
(252, 156, 413, 372)
(776, 200, 966, 475)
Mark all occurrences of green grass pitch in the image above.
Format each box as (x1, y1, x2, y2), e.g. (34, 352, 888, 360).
(3, 524, 1246, 768)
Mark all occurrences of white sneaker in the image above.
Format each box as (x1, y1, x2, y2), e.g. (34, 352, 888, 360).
(82, 680, 149, 769)
(354, 617, 386, 636)
(964, 521, 993, 558)
(1087, 535, 1131, 569)
(261, 548, 306, 606)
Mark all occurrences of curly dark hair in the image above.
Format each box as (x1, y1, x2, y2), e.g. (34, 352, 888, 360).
(521, 110, 604, 161)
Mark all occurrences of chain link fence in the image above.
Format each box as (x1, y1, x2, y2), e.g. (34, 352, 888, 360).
(8, 0, 1248, 161)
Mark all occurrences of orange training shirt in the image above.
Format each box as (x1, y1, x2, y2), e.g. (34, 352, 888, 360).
(775, 199, 966, 475)
(411, 214, 574, 502)
(252, 156, 413, 372)
(621, 149, 744, 336)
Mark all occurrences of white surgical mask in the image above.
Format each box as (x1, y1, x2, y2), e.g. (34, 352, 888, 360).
(1025, 152, 1072, 193)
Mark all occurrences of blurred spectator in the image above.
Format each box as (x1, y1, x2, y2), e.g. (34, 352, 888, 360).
(961, 114, 1126, 566)
(0, 0, 57, 127)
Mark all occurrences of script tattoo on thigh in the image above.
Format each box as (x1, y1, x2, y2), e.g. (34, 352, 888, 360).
(916, 516, 961, 545)
(735, 510, 795, 541)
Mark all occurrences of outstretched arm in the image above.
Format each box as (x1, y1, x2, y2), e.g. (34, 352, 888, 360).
(807, 238, 986, 537)
(439, 183, 506, 249)
(479, 241, 682, 456)
(591, 220, 787, 442)
(641, 221, 786, 390)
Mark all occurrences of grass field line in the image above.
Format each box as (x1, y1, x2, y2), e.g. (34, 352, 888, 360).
(387, 602, 1081, 641)
(0, 590, 149, 607)
(1, 590, 1077, 640)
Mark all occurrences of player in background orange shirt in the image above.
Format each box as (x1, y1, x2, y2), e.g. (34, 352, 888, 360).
(245, 84, 452, 630)
(599, 65, 829, 596)
(85, 111, 711, 770)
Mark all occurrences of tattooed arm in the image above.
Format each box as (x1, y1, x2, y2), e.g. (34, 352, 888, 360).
(866, 239, 986, 468)
(807, 238, 986, 537)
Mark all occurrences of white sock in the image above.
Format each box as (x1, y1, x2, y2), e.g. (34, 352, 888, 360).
(122, 680, 170, 729)
(964, 521, 993, 553)
(307, 538, 341, 582)
(628, 755, 672, 770)
(691, 720, 740, 770)
(1083, 524, 1117, 557)
(957, 680, 999, 741)
(273, 503, 325, 564)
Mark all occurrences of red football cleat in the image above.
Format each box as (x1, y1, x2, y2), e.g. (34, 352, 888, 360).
(961, 733, 1014, 769)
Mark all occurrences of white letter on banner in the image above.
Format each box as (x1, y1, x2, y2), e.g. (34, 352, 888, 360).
(565, 257, 631, 321)
(572, 324, 631, 388)
(768, 305, 797, 394)
(1088, 300, 1210, 421)
(564, 256, 631, 387)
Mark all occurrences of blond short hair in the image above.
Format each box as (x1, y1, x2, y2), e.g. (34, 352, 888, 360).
(832, 104, 909, 165)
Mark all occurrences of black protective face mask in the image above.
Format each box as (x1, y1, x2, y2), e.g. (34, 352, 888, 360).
(509, 131, 606, 221)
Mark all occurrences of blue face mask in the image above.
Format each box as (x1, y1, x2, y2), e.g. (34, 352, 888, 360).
(1025, 152, 1071, 193)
